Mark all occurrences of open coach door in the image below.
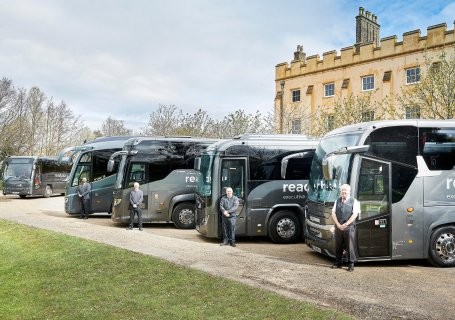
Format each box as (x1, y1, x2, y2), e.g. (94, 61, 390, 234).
(355, 157, 391, 259)
(220, 158, 246, 235)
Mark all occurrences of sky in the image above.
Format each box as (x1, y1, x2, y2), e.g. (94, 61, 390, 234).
(1, 0, 454, 131)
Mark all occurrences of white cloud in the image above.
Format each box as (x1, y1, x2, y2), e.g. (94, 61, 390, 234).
(0, 0, 453, 131)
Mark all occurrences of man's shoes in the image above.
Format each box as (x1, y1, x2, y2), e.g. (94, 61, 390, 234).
(220, 242, 229, 246)
(139, 227, 143, 231)
(331, 264, 342, 269)
(126, 226, 133, 230)
(347, 265, 354, 272)
(230, 242, 236, 247)
(78, 216, 83, 219)
(83, 216, 88, 220)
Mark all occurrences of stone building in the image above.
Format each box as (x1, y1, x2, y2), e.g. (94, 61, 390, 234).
(275, 7, 455, 135)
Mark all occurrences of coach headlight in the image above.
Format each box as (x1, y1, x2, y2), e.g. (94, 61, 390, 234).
(113, 198, 122, 206)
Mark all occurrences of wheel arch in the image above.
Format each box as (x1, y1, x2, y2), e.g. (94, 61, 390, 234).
(169, 193, 195, 221)
(425, 221, 455, 258)
(265, 204, 305, 230)
(43, 184, 53, 198)
(265, 204, 305, 241)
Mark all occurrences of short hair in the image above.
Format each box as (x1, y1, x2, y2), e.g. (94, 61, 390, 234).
(225, 187, 233, 192)
(340, 184, 351, 193)
(133, 182, 140, 188)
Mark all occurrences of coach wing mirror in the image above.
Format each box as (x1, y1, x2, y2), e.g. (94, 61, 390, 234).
(333, 145, 369, 155)
(107, 150, 128, 172)
(57, 146, 76, 164)
(194, 157, 201, 170)
(322, 154, 335, 180)
(322, 145, 369, 180)
(107, 159, 115, 173)
(281, 151, 312, 179)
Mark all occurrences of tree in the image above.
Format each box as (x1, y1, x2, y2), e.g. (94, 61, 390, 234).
(214, 110, 266, 138)
(5, 88, 28, 155)
(398, 49, 455, 119)
(40, 100, 86, 155)
(25, 87, 46, 155)
(142, 104, 181, 136)
(0, 78, 87, 158)
(0, 78, 16, 160)
(277, 105, 313, 135)
(100, 116, 132, 136)
(311, 91, 393, 137)
(175, 109, 215, 137)
(261, 111, 277, 134)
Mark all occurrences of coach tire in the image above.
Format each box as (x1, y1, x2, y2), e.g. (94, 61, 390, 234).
(19, 195, 27, 199)
(428, 226, 455, 267)
(268, 210, 301, 244)
(172, 202, 196, 229)
(43, 185, 53, 198)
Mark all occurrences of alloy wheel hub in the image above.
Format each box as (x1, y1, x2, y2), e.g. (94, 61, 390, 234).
(435, 232, 455, 261)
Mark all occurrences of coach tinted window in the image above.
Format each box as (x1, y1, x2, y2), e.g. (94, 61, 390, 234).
(420, 128, 455, 170)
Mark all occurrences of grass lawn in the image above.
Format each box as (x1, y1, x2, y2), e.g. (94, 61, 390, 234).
(0, 219, 351, 319)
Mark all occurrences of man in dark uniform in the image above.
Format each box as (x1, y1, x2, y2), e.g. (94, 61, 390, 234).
(76, 177, 91, 219)
(219, 187, 239, 247)
(127, 182, 144, 231)
(331, 184, 360, 272)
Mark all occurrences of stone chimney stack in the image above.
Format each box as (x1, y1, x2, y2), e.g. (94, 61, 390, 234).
(293, 45, 306, 61)
(356, 7, 380, 47)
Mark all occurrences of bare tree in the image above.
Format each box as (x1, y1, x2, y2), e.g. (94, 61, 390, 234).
(0, 78, 88, 158)
(100, 116, 132, 136)
(40, 100, 86, 155)
(24, 87, 46, 154)
(260, 111, 276, 134)
(398, 49, 455, 119)
(7, 88, 29, 155)
(213, 110, 266, 138)
(311, 92, 392, 137)
(278, 105, 313, 135)
(142, 104, 181, 136)
(175, 109, 215, 137)
(0, 78, 17, 159)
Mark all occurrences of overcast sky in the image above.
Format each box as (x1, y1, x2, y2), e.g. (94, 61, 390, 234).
(1, 0, 454, 131)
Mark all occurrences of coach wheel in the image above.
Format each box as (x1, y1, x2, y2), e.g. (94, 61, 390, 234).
(172, 203, 196, 229)
(429, 226, 455, 267)
(19, 195, 27, 199)
(268, 210, 301, 244)
(43, 185, 53, 198)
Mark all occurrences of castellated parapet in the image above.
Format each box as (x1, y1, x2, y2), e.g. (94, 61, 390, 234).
(276, 23, 455, 80)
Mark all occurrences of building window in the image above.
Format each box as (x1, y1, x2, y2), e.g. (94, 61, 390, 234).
(292, 90, 301, 102)
(406, 67, 420, 84)
(326, 115, 334, 131)
(362, 75, 374, 91)
(362, 111, 374, 122)
(341, 79, 350, 89)
(324, 83, 334, 97)
(291, 119, 301, 134)
(405, 106, 421, 119)
(383, 71, 392, 82)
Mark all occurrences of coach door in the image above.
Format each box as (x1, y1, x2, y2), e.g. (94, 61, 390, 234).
(220, 158, 246, 235)
(355, 157, 391, 259)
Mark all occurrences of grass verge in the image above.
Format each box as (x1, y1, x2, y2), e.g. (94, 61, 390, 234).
(0, 219, 351, 319)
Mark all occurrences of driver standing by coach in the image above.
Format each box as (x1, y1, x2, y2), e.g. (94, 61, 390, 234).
(219, 187, 239, 247)
(331, 184, 360, 272)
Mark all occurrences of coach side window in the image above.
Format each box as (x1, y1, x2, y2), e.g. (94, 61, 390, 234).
(420, 128, 455, 170)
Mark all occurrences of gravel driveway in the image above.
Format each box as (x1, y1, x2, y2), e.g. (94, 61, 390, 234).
(1, 195, 454, 319)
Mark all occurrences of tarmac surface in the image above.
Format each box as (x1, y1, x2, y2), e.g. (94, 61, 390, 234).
(1, 195, 454, 319)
